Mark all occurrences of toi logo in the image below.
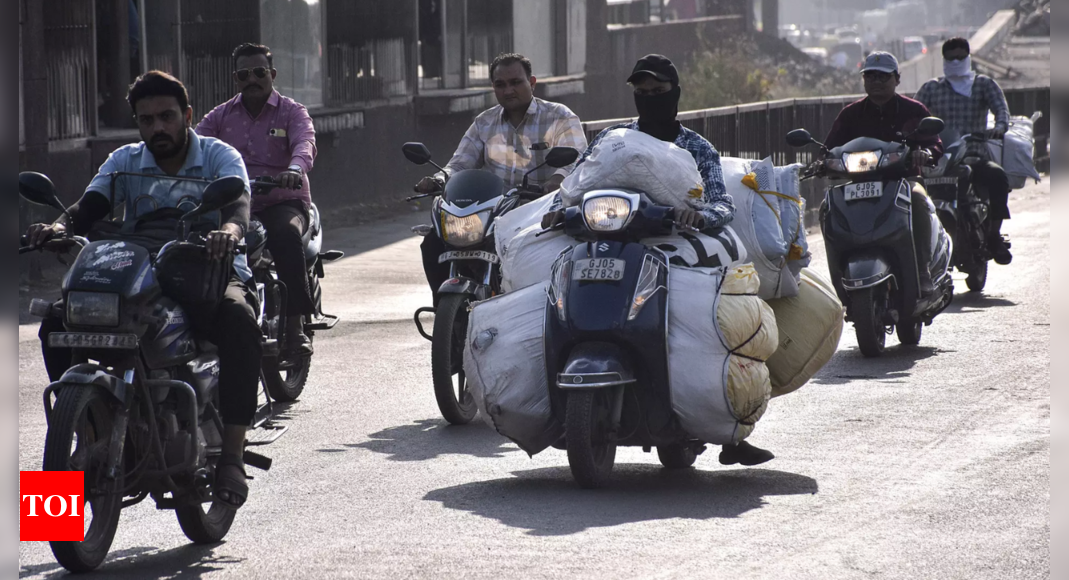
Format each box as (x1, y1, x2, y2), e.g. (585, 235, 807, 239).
(20, 471, 85, 542)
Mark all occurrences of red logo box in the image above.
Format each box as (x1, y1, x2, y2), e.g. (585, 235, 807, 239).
(20, 471, 85, 542)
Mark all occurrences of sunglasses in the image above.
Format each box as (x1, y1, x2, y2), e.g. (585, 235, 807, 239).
(862, 71, 894, 82)
(235, 67, 271, 82)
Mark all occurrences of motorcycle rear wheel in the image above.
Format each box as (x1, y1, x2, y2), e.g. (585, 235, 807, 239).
(657, 444, 698, 469)
(565, 390, 617, 489)
(264, 355, 311, 403)
(431, 294, 478, 425)
(966, 260, 988, 292)
(852, 287, 887, 358)
(44, 386, 123, 574)
(896, 317, 924, 346)
(175, 466, 237, 544)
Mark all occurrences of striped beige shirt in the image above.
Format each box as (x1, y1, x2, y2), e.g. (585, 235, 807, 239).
(442, 98, 588, 187)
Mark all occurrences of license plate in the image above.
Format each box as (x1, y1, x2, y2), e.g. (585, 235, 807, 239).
(573, 258, 626, 282)
(49, 333, 138, 350)
(439, 250, 500, 265)
(843, 182, 883, 201)
(926, 177, 959, 186)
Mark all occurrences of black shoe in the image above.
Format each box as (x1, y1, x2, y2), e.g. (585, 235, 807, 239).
(287, 332, 314, 357)
(719, 441, 775, 466)
(989, 236, 1013, 265)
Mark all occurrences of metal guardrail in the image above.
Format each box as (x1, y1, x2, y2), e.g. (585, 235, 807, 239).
(581, 86, 1051, 218)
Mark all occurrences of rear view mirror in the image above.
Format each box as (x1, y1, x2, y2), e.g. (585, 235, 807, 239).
(914, 117, 946, 139)
(19, 172, 66, 212)
(185, 176, 247, 220)
(786, 129, 816, 148)
(402, 143, 434, 166)
(545, 147, 580, 169)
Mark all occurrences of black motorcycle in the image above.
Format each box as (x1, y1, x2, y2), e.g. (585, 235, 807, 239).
(543, 190, 743, 489)
(18, 172, 275, 573)
(786, 117, 954, 357)
(248, 178, 344, 402)
(402, 143, 579, 425)
(923, 131, 1005, 292)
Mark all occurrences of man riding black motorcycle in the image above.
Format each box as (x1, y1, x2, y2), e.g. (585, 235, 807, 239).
(412, 53, 589, 300)
(25, 71, 260, 510)
(914, 37, 1013, 265)
(824, 52, 945, 295)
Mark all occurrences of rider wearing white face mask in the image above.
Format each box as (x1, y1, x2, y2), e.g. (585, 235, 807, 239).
(915, 38, 1013, 265)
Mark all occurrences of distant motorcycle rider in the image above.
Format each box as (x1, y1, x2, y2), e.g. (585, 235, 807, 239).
(25, 71, 260, 510)
(824, 52, 945, 295)
(915, 37, 1013, 265)
(413, 53, 588, 300)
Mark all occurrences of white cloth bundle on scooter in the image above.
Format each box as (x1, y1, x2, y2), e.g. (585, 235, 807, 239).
(766, 268, 844, 398)
(494, 193, 559, 258)
(721, 157, 810, 300)
(558, 128, 704, 212)
(985, 115, 1042, 190)
(464, 282, 561, 455)
(667, 263, 777, 445)
(500, 225, 576, 293)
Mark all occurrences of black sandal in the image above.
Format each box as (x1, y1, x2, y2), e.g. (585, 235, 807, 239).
(214, 454, 249, 509)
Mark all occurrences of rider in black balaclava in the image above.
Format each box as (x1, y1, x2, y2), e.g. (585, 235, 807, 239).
(629, 54, 683, 142)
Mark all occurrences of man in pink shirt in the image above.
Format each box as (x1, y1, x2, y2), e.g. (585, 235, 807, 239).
(197, 43, 318, 355)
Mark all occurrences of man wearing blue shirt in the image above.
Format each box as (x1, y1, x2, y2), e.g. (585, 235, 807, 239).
(26, 71, 259, 509)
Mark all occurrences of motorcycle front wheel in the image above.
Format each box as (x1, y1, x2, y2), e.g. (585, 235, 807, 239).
(43, 386, 123, 573)
(565, 390, 617, 489)
(966, 259, 988, 292)
(852, 286, 887, 358)
(264, 354, 311, 403)
(431, 294, 478, 425)
(175, 458, 237, 544)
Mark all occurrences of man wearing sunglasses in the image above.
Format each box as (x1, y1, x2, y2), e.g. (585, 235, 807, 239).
(823, 52, 945, 296)
(197, 43, 318, 355)
(915, 38, 1013, 265)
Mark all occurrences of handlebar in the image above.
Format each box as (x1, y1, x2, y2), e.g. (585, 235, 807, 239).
(251, 176, 302, 195)
(19, 234, 90, 255)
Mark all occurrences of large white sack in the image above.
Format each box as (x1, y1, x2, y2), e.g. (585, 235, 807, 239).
(766, 268, 844, 398)
(559, 128, 704, 211)
(985, 115, 1043, 189)
(667, 264, 776, 445)
(501, 225, 576, 293)
(494, 193, 559, 258)
(464, 282, 561, 455)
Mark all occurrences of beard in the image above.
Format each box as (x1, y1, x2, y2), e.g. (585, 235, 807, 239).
(147, 128, 187, 160)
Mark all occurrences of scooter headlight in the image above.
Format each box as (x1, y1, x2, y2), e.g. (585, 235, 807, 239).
(440, 210, 487, 248)
(844, 151, 882, 173)
(67, 291, 120, 327)
(582, 195, 634, 232)
(628, 255, 665, 321)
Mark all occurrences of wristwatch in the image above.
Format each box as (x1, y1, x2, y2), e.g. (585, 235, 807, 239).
(287, 164, 304, 175)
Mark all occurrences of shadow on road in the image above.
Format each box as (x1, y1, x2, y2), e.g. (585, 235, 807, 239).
(424, 465, 818, 536)
(812, 344, 945, 386)
(329, 418, 517, 461)
(20, 544, 243, 580)
(944, 292, 1017, 314)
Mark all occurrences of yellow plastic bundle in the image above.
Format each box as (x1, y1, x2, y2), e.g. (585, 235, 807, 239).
(766, 268, 845, 397)
(715, 264, 778, 431)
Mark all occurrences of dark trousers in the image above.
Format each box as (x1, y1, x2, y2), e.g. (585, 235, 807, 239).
(256, 200, 314, 317)
(911, 183, 936, 274)
(972, 160, 1012, 221)
(40, 279, 263, 427)
(420, 231, 451, 300)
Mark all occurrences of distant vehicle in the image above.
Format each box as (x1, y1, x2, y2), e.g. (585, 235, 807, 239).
(902, 36, 929, 61)
(828, 41, 865, 70)
(802, 47, 829, 65)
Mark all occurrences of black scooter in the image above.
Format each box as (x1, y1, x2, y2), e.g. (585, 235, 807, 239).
(402, 143, 579, 425)
(543, 190, 741, 489)
(786, 117, 954, 357)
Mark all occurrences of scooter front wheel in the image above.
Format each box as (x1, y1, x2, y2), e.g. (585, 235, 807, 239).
(565, 390, 617, 489)
(852, 286, 887, 358)
(431, 294, 478, 425)
(966, 259, 988, 292)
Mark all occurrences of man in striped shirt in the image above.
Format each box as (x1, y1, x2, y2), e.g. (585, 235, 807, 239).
(415, 53, 588, 296)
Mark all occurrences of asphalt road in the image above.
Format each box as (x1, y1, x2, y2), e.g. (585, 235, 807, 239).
(17, 180, 1050, 579)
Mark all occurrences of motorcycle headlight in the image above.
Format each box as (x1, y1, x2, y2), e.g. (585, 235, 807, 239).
(844, 151, 882, 173)
(879, 150, 905, 168)
(583, 195, 634, 232)
(440, 210, 487, 248)
(628, 255, 665, 321)
(67, 291, 120, 327)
